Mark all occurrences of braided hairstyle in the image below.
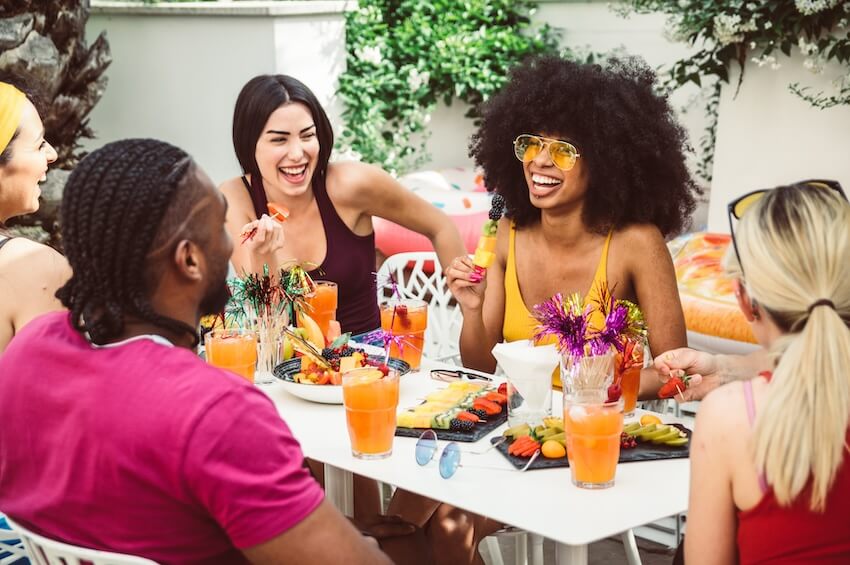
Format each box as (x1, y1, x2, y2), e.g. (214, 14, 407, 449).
(57, 138, 204, 345)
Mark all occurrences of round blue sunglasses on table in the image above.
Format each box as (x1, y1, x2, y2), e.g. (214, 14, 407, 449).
(416, 430, 462, 479)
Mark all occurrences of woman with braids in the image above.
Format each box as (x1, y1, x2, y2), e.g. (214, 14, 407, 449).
(445, 55, 696, 394)
(220, 74, 465, 338)
(680, 181, 850, 563)
(0, 138, 391, 564)
(0, 78, 69, 354)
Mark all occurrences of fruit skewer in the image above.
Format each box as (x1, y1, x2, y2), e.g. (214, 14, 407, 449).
(241, 202, 290, 244)
(470, 194, 505, 283)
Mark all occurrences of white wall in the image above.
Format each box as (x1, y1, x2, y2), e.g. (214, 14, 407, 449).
(85, 1, 349, 185)
(707, 52, 850, 231)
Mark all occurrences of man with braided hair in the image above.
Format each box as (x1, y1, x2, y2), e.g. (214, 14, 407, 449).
(0, 139, 390, 564)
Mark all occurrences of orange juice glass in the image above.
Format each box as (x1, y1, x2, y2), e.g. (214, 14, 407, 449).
(380, 299, 427, 370)
(306, 281, 338, 339)
(616, 340, 645, 417)
(563, 391, 624, 489)
(205, 328, 258, 383)
(342, 367, 400, 459)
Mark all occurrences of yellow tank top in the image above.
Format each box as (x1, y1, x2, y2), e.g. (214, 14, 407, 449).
(502, 222, 613, 387)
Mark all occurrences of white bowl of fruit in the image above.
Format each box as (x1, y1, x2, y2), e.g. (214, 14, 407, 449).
(273, 340, 410, 404)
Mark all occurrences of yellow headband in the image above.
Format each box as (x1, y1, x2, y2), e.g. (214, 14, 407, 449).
(0, 83, 26, 156)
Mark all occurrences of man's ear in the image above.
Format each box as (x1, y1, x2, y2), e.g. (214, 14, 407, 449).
(173, 239, 204, 282)
(733, 279, 759, 322)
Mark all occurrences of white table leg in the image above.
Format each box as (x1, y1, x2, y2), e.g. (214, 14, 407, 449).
(324, 464, 354, 517)
(529, 533, 544, 565)
(555, 542, 588, 565)
(621, 529, 642, 565)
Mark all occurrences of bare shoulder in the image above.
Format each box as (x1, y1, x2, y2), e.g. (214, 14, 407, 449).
(327, 160, 398, 206)
(696, 380, 751, 438)
(616, 223, 666, 249)
(220, 176, 252, 203)
(327, 160, 385, 189)
(0, 238, 70, 296)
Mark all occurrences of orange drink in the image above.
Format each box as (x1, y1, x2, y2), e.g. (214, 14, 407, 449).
(563, 392, 624, 489)
(205, 329, 258, 383)
(342, 368, 400, 459)
(380, 299, 428, 369)
(306, 281, 338, 339)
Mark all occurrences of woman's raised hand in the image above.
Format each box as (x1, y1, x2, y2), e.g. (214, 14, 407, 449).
(445, 255, 486, 312)
(240, 213, 286, 258)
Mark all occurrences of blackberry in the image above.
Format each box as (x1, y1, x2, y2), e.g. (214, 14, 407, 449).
(491, 193, 505, 209)
(450, 419, 475, 433)
(321, 347, 335, 359)
(488, 206, 502, 221)
(469, 408, 487, 420)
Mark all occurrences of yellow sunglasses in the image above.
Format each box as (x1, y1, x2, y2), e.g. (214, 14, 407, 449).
(513, 134, 580, 171)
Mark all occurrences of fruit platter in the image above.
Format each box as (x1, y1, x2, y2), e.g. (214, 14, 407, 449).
(273, 337, 410, 404)
(395, 381, 510, 442)
(492, 414, 691, 470)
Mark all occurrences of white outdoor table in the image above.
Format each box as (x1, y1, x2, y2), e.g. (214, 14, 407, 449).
(262, 359, 689, 565)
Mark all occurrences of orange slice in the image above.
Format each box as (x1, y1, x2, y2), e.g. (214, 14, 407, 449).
(640, 414, 662, 426)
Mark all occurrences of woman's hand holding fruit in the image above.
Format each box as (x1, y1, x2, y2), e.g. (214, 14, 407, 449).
(445, 255, 486, 312)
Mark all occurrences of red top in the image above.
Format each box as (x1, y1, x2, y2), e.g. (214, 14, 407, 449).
(737, 375, 850, 564)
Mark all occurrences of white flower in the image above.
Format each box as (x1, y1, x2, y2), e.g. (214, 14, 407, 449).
(407, 68, 430, 91)
(714, 13, 745, 45)
(770, 62, 782, 70)
(795, 0, 841, 16)
(803, 57, 825, 74)
(750, 41, 758, 49)
(798, 37, 819, 56)
(746, 2, 758, 9)
(764, 21, 773, 29)
(356, 45, 383, 66)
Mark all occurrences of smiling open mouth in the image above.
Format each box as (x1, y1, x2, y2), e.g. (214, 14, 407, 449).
(279, 164, 308, 182)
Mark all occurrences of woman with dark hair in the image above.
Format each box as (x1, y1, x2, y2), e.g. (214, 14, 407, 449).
(0, 78, 69, 354)
(446, 55, 696, 392)
(220, 74, 465, 337)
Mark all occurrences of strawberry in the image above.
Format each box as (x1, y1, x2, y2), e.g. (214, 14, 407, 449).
(377, 363, 390, 376)
(606, 383, 622, 403)
(497, 382, 508, 396)
(659, 376, 686, 399)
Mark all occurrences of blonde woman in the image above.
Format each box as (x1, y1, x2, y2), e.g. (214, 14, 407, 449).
(0, 78, 69, 354)
(682, 180, 850, 563)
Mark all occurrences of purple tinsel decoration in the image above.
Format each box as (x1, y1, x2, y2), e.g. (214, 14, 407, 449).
(599, 303, 629, 353)
(375, 271, 403, 300)
(532, 293, 589, 358)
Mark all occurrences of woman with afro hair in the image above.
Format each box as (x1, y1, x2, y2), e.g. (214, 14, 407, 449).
(446, 54, 697, 395)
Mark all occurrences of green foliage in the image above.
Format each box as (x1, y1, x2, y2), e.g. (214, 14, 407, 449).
(619, 0, 850, 105)
(617, 0, 850, 183)
(337, 0, 560, 175)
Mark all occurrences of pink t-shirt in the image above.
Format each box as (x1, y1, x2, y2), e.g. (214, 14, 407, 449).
(0, 312, 324, 564)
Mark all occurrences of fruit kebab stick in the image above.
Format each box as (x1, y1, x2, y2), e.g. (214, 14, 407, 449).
(470, 193, 505, 284)
(241, 201, 290, 244)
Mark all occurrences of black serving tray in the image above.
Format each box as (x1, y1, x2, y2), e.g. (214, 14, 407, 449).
(492, 423, 691, 470)
(395, 411, 508, 443)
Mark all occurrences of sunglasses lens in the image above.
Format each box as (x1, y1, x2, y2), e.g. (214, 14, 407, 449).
(733, 191, 766, 219)
(514, 135, 542, 162)
(550, 142, 578, 171)
(416, 431, 438, 466)
(439, 443, 461, 479)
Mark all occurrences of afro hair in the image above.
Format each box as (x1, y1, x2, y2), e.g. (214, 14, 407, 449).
(469, 54, 700, 237)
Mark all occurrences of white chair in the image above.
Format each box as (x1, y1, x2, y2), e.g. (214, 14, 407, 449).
(0, 514, 27, 565)
(376, 251, 463, 363)
(4, 517, 158, 565)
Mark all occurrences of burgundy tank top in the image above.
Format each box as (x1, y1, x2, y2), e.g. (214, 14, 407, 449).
(243, 175, 380, 335)
(737, 374, 850, 564)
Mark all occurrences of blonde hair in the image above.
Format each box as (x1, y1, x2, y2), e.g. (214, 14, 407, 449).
(728, 184, 850, 511)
